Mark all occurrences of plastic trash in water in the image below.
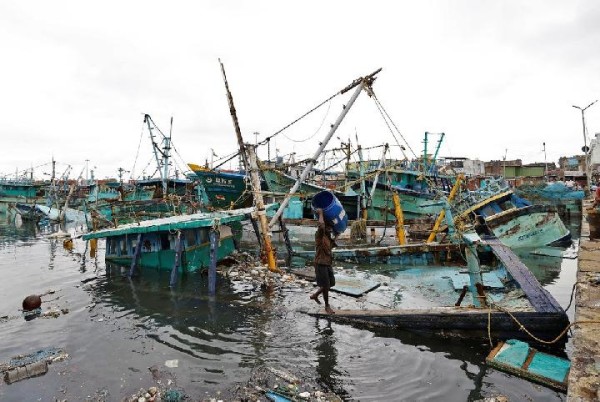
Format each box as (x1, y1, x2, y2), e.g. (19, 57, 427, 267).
(165, 359, 179, 368)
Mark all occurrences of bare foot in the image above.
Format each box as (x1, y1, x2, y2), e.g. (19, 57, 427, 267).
(310, 294, 321, 304)
(325, 306, 335, 314)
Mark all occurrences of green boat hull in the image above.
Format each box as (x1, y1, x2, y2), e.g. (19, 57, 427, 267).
(485, 206, 571, 249)
(190, 169, 251, 209)
(106, 235, 236, 272)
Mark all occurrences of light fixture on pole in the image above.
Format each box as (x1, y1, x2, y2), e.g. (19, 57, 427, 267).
(543, 142, 547, 181)
(573, 100, 598, 190)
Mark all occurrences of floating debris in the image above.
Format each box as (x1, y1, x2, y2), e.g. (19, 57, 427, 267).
(0, 347, 68, 384)
(486, 339, 570, 392)
(212, 365, 341, 401)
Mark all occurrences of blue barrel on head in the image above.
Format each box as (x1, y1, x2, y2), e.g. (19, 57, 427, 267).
(311, 191, 348, 235)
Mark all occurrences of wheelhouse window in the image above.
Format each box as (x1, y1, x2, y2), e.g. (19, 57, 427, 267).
(160, 234, 170, 250)
(185, 230, 196, 246)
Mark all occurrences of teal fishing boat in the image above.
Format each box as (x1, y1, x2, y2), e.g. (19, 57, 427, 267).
(452, 178, 571, 248)
(82, 205, 277, 272)
(354, 168, 453, 220)
(188, 164, 252, 209)
(0, 179, 45, 213)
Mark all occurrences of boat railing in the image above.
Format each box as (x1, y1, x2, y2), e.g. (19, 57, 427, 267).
(451, 178, 511, 215)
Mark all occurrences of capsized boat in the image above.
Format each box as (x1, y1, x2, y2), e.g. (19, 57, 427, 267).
(305, 233, 569, 342)
(82, 204, 278, 272)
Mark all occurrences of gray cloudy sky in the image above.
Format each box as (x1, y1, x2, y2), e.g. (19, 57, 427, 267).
(1, 0, 599, 179)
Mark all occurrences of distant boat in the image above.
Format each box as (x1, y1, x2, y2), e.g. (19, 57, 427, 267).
(82, 204, 278, 272)
(34, 204, 90, 224)
(10, 203, 45, 222)
(515, 181, 584, 216)
(0, 179, 45, 214)
(188, 164, 253, 209)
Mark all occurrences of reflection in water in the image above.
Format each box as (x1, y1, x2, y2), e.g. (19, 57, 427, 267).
(314, 320, 347, 399)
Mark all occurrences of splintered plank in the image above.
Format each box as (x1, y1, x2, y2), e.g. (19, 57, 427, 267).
(485, 238, 563, 313)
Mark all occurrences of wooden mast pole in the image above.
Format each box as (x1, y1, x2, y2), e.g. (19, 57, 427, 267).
(219, 60, 249, 172)
(219, 60, 278, 272)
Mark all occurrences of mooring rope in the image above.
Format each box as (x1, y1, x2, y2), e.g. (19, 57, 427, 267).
(485, 298, 600, 346)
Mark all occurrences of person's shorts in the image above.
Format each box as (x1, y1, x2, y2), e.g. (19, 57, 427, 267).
(315, 264, 335, 288)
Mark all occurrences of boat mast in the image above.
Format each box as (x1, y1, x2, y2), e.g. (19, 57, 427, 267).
(342, 140, 351, 191)
(219, 60, 278, 272)
(144, 114, 171, 196)
(370, 143, 389, 198)
(219, 60, 249, 172)
(161, 117, 173, 195)
(357, 143, 367, 219)
(429, 132, 445, 174)
(423, 131, 429, 172)
(268, 68, 382, 228)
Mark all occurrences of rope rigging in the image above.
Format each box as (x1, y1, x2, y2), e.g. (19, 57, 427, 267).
(282, 100, 332, 143)
(256, 90, 341, 147)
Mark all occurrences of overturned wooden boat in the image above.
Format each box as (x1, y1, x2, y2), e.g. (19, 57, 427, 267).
(82, 205, 277, 272)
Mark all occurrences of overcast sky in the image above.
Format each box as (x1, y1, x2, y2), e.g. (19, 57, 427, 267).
(1, 0, 599, 180)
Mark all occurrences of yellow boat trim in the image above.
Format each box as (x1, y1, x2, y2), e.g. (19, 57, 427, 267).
(456, 191, 513, 219)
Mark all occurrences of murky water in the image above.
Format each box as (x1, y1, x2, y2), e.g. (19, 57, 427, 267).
(0, 214, 579, 401)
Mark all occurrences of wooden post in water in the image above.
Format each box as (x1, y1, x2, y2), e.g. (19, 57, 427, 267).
(169, 231, 183, 288)
(208, 228, 220, 295)
(128, 233, 143, 277)
(90, 214, 99, 258)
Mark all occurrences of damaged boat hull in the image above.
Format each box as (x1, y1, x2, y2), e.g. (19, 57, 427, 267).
(485, 205, 571, 248)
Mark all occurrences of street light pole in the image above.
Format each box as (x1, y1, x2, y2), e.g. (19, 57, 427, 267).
(573, 100, 598, 191)
(543, 142, 547, 181)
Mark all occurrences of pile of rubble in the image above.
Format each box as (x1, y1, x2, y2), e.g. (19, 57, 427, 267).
(208, 365, 341, 402)
(219, 252, 313, 294)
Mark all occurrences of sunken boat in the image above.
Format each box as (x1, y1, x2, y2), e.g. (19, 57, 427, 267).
(82, 205, 277, 273)
(302, 232, 569, 343)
